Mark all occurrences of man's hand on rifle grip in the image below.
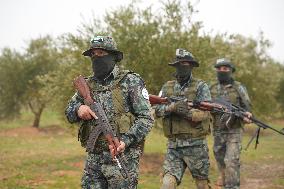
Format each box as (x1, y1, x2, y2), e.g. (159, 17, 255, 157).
(77, 105, 98, 120)
(109, 141, 125, 158)
(243, 111, 252, 124)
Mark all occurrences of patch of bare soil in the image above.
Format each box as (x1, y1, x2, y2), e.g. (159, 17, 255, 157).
(17, 176, 55, 188)
(140, 154, 164, 174)
(241, 162, 284, 189)
(273, 119, 284, 127)
(0, 125, 66, 137)
(71, 161, 84, 169)
(52, 170, 79, 177)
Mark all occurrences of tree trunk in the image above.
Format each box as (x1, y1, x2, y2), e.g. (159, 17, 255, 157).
(28, 102, 45, 128)
(32, 111, 42, 128)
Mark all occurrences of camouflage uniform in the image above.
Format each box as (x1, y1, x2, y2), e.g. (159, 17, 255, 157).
(210, 58, 251, 189)
(155, 49, 212, 189)
(65, 36, 153, 189)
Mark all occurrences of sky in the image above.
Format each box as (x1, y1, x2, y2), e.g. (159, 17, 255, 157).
(0, 0, 284, 63)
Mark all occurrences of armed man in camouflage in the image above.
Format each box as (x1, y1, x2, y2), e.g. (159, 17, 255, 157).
(210, 58, 252, 189)
(65, 36, 154, 189)
(155, 49, 212, 189)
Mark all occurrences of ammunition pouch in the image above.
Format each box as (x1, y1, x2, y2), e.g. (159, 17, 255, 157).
(115, 112, 135, 134)
(162, 114, 210, 139)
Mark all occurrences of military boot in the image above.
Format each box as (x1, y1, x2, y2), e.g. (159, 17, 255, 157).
(195, 179, 211, 189)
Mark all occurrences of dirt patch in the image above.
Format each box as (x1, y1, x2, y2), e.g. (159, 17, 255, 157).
(273, 119, 284, 127)
(52, 170, 79, 177)
(140, 154, 164, 174)
(71, 161, 84, 169)
(0, 125, 66, 137)
(17, 176, 55, 188)
(39, 125, 66, 135)
(241, 162, 284, 189)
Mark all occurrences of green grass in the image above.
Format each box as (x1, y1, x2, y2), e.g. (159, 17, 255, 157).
(0, 109, 61, 130)
(0, 111, 284, 188)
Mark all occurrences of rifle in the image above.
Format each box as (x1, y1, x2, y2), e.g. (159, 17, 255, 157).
(73, 75, 135, 188)
(213, 98, 284, 149)
(149, 94, 227, 113)
(150, 94, 284, 149)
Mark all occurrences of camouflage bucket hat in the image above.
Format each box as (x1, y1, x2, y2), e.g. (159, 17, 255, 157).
(214, 58, 236, 72)
(82, 36, 123, 62)
(168, 48, 199, 67)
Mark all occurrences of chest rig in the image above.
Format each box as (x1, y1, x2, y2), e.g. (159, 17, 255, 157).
(162, 78, 211, 139)
(210, 81, 243, 129)
(78, 70, 135, 147)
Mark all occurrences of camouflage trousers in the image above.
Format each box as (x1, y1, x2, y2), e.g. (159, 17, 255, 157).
(162, 139, 210, 185)
(81, 147, 142, 189)
(213, 131, 242, 189)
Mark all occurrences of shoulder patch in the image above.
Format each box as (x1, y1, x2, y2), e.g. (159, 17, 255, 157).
(142, 88, 149, 100)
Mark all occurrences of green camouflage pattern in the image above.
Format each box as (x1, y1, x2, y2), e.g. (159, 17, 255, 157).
(155, 76, 211, 118)
(81, 147, 142, 189)
(169, 49, 199, 67)
(163, 139, 210, 184)
(210, 81, 251, 134)
(214, 58, 236, 72)
(213, 130, 242, 189)
(90, 36, 118, 52)
(155, 76, 211, 186)
(65, 65, 154, 188)
(210, 80, 250, 189)
(82, 36, 123, 62)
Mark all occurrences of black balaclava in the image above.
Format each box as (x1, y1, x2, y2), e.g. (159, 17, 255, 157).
(92, 54, 116, 80)
(217, 70, 233, 84)
(175, 64, 192, 85)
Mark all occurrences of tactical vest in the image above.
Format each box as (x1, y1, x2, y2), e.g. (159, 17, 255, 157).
(210, 81, 243, 129)
(162, 78, 211, 139)
(78, 70, 135, 147)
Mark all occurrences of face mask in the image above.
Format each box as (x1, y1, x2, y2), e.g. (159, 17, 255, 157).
(92, 54, 116, 80)
(217, 71, 232, 84)
(175, 65, 192, 83)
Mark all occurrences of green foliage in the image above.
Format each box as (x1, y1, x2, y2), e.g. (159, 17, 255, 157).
(0, 48, 26, 119)
(276, 76, 284, 112)
(0, 36, 60, 127)
(1, 0, 284, 124)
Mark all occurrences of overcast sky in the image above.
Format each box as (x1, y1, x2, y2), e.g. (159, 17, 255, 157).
(1, 0, 284, 63)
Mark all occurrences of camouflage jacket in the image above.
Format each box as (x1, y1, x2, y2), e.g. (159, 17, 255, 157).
(65, 66, 154, 150)
(210, 80, 251, 134)
(155, 76, 212, 147)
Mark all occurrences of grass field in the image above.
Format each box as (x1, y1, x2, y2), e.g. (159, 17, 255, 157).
(0, 111, 284, 189)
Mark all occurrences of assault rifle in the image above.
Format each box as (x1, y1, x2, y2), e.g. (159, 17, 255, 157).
(149, 94, 284, 149)
(213, 98, 284, 149)
(149, 94, 227, 113)
(73, 75, 135, 188)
